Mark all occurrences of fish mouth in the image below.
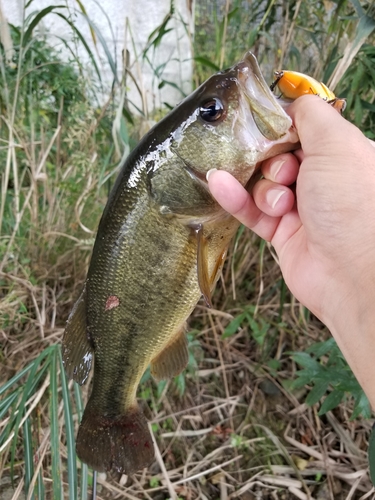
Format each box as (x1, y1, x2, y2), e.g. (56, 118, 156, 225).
(235, 52, 299, 145)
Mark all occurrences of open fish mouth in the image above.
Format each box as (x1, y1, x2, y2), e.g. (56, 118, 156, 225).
(180, 52, 300, 189)
(233, 51, 299, 149)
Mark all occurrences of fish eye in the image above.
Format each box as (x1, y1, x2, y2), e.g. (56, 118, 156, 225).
(199, 98, 224, 123)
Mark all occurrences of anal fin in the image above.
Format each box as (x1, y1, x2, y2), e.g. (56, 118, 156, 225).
(62, 284, 93, 385)
(150, 328, 188, 381)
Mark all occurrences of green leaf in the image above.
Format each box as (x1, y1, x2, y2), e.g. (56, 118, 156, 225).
(174, 372, 186, 397)
(354, 94, 363, 124)
(9, 347, 52, 480)
(0, 392, 19, 421)
(74, 12, 118, 82)
(318, 390, 344, 415)
(23, 6, 66, 48)
(223, 313, 247, 338)
(348, 0, 364, 17)
(266, 359, 281, 375)
(329, 8, 375, 90)
(306, 338, 336, 358)
(291, 352, 321, 372)
(144, 3, 174, 56)
(352, 390, 371, 420)
(337, 375, 361, 394)
(157, 380, 167, 399)
(194, 57, 220, 71)
(351, 62, 365, 92)
(122, 105, 135, 125)
(290, 373, 313, 389)
(54, 13, 102, 82)
(0, 364, 33, 397)
(305, 379, 330, 406)
(248, 27, 260, 47)
(248, 315, 269, 346)
(158, 79, 186, 97)
(74, 0, 97, 45)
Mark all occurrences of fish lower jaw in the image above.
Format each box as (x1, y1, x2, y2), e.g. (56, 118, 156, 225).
(266, 126, 300, 155)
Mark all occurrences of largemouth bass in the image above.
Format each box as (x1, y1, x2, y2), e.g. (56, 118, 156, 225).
(62, 52, 299, 474)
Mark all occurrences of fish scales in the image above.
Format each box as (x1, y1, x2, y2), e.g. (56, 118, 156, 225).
(62, 52, 299, 474)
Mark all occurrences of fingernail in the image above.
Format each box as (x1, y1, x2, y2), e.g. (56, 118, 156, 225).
(206, 168, 218, 181)
(270, 159, 285, 180)
(266, 188, 286, 209)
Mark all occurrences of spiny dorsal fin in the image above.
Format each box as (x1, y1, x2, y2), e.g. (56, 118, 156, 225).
(150, 327, 188, 381)
(62, 284, 93, 385)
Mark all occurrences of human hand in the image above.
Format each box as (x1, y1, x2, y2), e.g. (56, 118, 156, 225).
(208, 95, 375, 404)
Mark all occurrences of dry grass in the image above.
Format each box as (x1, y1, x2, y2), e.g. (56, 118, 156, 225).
(1, 2, 375, 499)
(1, 228, 374, 499)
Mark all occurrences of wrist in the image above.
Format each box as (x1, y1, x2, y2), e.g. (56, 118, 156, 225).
(323, 280, 375, 409)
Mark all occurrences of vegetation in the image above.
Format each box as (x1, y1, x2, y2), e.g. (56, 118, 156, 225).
(1, 1, 375, 499)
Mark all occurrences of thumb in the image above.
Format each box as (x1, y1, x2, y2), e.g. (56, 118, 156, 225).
(287, 95, 365, 160)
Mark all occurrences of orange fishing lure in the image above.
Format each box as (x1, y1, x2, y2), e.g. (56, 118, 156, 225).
(271, 70, 346, 114)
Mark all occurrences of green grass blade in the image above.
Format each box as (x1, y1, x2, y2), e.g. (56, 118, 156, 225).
(0, 364, 32, 397)
(90, 0, 117, 59)
(25, 0, 40, 8)
(158, 79, 186, 97)
(348, 0, 364, 16)
(36, 469, 45, 500)
(49, 348, 61, 500)
(9, 347, 53, 480)
(194, 56, 220, 72)
(73, 382, 89, 500)
(54, 13, 102, 83)
(0, 391, 19, 421)
(23, 417, 35, 500)
(79, 462, 89, 500)
(59, 347, 77, 500)
(25, 362, 50, 399)
(23, 6, 66, 48)
(2, 357, 51, 447)
(76, 11, 118, 83)
(143, 0, 174, 56)
(74, 0, 97, 45)
(328, 10, 375, 90)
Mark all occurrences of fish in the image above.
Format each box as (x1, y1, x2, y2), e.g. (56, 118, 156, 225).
(62, 52, 299, 474)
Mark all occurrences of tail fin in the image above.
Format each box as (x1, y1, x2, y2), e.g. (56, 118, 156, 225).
(76, 403, 154, 474)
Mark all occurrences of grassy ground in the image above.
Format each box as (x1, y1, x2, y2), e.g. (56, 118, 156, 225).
(1, 1, 375, 499)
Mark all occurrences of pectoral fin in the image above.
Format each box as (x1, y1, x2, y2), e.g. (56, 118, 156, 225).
(211, 249, 227, 287)
(62, 285, 93, 385)
(150, 328, 189, 381)
(194, 223, 212, 308)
